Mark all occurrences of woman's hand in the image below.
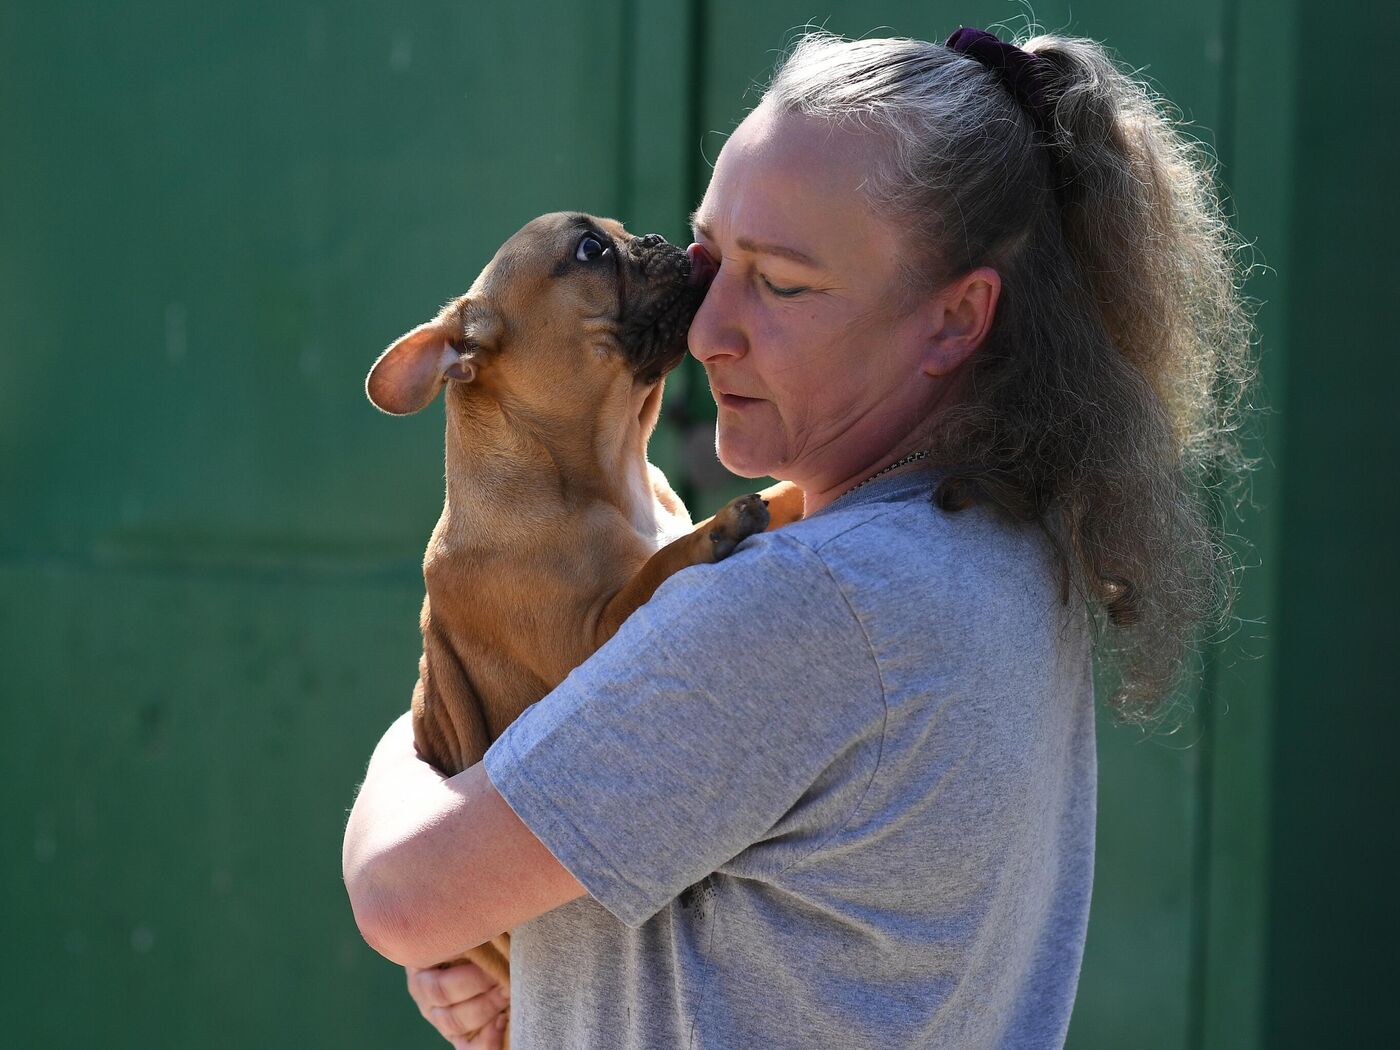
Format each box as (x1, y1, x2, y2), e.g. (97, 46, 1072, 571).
(406, 961, 510, 1048)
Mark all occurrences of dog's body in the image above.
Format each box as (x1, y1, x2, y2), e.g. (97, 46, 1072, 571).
(367, 213, 802, 1042)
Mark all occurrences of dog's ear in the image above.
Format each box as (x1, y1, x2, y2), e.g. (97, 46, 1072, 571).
(367, 299, 503, 415)
(366, 320, 479, 416)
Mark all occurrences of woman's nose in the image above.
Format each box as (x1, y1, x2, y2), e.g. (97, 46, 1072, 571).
(686, 244, 745, 364)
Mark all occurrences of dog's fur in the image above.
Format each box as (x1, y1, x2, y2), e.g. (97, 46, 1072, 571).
(367, 212, 803, 1042)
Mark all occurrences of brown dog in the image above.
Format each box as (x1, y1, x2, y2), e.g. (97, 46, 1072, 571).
(366, 212, 802, 1043)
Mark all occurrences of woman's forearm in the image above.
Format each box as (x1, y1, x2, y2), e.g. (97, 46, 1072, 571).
(343, 707, 587, 967)
(342, 709, 458, 955)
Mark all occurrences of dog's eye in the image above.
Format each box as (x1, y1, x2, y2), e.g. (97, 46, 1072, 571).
(575, 235, 608, 263)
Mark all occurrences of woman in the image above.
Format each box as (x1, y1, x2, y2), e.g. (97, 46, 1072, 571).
(343, 26, 1254, 1049)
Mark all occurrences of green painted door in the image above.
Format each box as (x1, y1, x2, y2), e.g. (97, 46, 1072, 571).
(7, 1, 1391, 1047)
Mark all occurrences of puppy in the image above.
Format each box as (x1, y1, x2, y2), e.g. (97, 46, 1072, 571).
(366, 212, 803, 1043)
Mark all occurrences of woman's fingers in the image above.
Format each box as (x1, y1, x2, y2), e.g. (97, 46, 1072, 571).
(405, 962, 510, 1044)
(449, 1009, 509, 1050)
(425, 989, 509, 1039)
(407, 961, 498, 1010)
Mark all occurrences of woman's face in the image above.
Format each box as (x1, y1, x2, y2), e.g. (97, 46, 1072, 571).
(687, 104, 946, 492)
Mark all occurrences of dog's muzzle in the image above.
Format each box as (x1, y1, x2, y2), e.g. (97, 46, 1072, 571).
(618, 233, 713, 384)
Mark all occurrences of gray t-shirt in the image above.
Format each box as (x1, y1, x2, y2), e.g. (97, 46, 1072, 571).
(483, 469, 1096, 1049)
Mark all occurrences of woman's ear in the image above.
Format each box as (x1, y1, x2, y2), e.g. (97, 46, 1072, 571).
(921, 266, 1001, 377)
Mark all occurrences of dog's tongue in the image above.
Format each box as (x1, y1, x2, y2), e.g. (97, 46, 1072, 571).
(686, 243, 718, 290)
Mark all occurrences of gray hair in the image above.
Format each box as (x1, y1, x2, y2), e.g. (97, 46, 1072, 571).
(762, 30, 1259, 724)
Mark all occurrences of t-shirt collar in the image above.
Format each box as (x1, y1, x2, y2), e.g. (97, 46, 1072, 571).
(811, 465, 942, 517)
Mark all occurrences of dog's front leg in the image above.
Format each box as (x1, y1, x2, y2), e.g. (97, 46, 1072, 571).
(594, 493, 770, 644)
(744, 479, 805, 530)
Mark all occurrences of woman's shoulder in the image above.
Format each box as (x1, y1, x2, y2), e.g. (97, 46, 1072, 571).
(792, 482, 1056, 590)
(766, 485, 1073, 662)
(778, 482, 1090, 706)
(657, 476, 1065, 632)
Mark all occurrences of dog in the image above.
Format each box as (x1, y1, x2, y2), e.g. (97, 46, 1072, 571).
(366, 212, 804, 1043)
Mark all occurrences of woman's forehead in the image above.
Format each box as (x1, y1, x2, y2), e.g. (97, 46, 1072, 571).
(696, 107, 901, 266)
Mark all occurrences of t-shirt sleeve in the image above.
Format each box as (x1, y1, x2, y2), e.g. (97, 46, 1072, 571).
(481, 530, 885, 929)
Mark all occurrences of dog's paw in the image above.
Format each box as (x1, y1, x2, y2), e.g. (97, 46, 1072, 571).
(708, 493, 770, 560)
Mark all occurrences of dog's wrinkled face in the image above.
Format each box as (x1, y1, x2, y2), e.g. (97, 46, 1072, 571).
(366, 212, 709, 418)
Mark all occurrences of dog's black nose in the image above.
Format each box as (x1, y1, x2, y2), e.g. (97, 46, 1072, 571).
(636, 233, 667, 249)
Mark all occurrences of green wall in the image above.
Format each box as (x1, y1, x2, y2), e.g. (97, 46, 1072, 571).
(2, 2, 1394, 1047)
(1254, 1, 1400, 1045)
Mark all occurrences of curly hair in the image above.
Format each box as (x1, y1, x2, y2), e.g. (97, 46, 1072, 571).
(763, 29, 1259, 723)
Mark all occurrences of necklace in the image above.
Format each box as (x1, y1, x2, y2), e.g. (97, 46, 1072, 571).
(843, 449, 932, 498)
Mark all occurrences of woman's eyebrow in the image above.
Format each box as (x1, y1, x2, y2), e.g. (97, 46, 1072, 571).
(689, 213, 825, 269)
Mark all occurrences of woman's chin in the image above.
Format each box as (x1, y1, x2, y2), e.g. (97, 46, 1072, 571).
(715, 437, 782, 480)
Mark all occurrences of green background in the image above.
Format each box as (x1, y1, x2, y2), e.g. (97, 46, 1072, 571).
(2, 1, 1395, 1047)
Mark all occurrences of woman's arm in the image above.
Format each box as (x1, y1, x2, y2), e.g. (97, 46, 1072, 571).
(342, 710, 586, 969)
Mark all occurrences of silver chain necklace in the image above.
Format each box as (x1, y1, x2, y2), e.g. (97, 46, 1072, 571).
(843, 449, 932, 497)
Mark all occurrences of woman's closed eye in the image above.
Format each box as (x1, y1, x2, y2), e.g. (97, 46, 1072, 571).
(690, 236, 809, 298)
(761, 275, 809, 298)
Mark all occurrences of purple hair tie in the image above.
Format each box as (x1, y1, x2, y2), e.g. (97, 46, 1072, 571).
(945, 27, 1056, 137)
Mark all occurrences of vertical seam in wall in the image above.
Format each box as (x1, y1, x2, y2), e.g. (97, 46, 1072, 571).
(1189, 0, 1242, 1045)
(684, 0, 707, 213)
(618, 0, 635, 220)
(674, 0, 708, 512)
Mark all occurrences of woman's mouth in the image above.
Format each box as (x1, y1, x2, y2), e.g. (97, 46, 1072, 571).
(718, 392, 762, 409)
